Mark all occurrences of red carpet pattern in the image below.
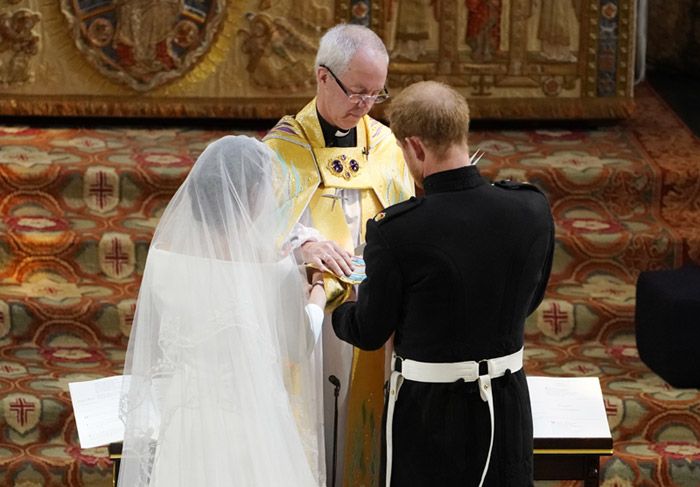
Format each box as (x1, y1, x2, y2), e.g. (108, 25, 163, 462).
(0, 85, 698, 486)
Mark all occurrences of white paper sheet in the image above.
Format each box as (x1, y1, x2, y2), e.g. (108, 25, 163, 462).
(69, 374, 610, 448)
(69, 375, 127, 449)
(527, 376, 612, 439)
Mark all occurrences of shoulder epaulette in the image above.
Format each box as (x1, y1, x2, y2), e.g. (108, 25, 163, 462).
(493, 179, 544, 193)
(372, 196, 423, 224)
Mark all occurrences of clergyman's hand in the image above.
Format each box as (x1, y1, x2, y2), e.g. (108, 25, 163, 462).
(301, 240, 354, 277)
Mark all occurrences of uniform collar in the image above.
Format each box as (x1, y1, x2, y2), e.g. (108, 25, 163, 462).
(423, 165, 486, 195)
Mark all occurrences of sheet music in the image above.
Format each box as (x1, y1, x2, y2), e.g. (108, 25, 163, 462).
(69, 375, 127, 449)
(528, 376, 612, 439)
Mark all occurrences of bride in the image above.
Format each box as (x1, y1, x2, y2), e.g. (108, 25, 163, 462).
(117, 136, 326, 486)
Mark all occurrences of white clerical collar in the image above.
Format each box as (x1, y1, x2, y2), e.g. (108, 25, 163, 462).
(335, 128, 351, 137)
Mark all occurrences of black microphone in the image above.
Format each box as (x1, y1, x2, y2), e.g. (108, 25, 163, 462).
(328, 375, 341, 396)
(328, 375, 341, 487)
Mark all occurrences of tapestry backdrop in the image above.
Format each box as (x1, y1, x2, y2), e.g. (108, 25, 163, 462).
(0, 0, 636, 119)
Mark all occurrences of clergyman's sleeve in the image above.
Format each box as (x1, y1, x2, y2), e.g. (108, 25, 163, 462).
(332, 220, 403, 350)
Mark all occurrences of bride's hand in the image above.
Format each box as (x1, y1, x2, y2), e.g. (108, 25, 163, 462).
(307, 271, 326, 308)
(310, 271, 324, 285)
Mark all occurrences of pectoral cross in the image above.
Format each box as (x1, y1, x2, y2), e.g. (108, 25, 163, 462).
(322, 188, 347, 210)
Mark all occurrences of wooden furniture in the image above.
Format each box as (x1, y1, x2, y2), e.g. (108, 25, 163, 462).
(534, 436, 613, 486)
(108, 442, 121, 487)
(529, 376, 613, 486)
(109, 377, 614, 486)
(109, 438, 613, 486)
(109, 437, 613, 486)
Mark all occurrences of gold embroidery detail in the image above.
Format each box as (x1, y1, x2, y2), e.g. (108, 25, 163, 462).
(374, 212, 386, 222)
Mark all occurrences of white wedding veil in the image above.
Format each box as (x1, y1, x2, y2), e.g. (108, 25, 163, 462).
(118, 135, 325, 486)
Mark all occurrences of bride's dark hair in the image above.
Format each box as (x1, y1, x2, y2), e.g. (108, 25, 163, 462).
(187, 136, 270, 229)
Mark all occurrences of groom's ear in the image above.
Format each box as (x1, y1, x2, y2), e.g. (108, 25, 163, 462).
(406, 136, 426, 162)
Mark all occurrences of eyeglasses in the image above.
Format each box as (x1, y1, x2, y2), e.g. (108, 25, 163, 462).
(320, 64, 390, 105)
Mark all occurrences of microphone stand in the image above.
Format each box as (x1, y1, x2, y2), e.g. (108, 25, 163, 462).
(328, 375, 341, 487)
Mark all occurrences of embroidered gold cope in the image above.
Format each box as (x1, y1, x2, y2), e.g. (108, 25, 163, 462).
(264, 99, 414, 485)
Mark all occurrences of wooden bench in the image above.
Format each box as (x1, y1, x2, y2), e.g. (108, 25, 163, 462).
(108, 377, 612, 486)
(534, 436, 613, 486)
(529, 376, 613, 486)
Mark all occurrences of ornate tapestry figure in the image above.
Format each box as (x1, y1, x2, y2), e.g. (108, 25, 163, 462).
(465, 0, 501, 62)
(239, 13, 317, 91)
(537, 0, 580, 62)
(113, 0, 183, 72)
(389, 0, 436, 61)
(0, 9, 40, 85)
(61, 0, 226, 91)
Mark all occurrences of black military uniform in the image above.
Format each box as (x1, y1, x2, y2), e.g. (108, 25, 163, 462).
(332, 165, 554, 487)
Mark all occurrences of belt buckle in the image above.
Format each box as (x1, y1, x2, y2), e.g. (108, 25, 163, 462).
(393, 355, 404, 373)
(477, 359, 489, 377)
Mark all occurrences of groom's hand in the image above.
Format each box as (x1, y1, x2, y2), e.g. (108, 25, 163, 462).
(301, 240, 354, 277)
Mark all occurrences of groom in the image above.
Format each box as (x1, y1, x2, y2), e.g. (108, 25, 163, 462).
(332, 81, 555, 486)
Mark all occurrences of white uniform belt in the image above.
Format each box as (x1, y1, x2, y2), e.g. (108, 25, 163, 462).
(385, 347, 524, 487)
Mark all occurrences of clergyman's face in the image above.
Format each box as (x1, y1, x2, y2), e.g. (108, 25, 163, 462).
(316, 50, 388, 130)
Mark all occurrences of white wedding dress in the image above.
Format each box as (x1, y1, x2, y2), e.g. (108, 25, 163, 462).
(118, 136, 325, 487)
(146, 249, 322, 486)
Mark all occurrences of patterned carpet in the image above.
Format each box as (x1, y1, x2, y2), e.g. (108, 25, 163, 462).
(0, 84, 698, 486)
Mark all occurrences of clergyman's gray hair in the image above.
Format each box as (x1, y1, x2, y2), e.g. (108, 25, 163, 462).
(315, 24, 389, 75)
